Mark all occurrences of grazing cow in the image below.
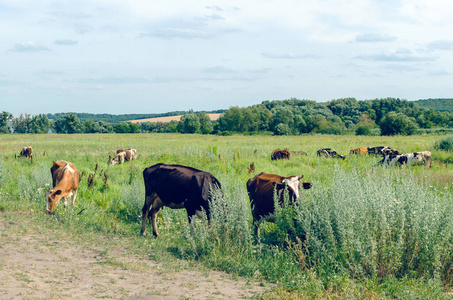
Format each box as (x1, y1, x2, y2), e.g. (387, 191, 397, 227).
(380, 147, 401, 156)
(110, 148, 137, 165)
(367, 146, 389, 155)
(271, 149, 290, 160)
(247, 172, 313, 236)
(317, 148, 346, 160)
(141, 163, 223, 237)
(45, 160, 80, 213)
(380, 151, 432, 167)
(291, 150, 308, 156)
(349, 147, 368, 155)
(19, 146, 33, 158)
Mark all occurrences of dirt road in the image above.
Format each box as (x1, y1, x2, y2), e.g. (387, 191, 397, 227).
(0, 212, 266, 299)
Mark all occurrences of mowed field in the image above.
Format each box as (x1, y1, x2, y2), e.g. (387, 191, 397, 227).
(128, 113, 222, 123)
(1, 133, 453, 299)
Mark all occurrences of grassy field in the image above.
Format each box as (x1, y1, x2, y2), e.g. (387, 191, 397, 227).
(1, 133, 453, 299)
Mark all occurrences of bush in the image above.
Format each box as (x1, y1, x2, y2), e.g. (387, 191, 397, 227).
(356, 125, 372, 136)
(434, 135, 453, 151)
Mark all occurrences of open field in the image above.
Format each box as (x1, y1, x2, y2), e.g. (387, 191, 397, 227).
(128, 113, 222, 123)
(1, 133, 453, 299)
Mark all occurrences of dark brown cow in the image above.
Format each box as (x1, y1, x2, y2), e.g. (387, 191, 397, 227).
(19, 146, 33, 158)
(271, 149, 290, 160)
(141, 163, 223, 237)
(45, 160, 80, 213)
(247, 172, 312, 236)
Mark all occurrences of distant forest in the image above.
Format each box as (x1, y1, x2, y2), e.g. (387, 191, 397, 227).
(2, 98, 453, 136)
(414, 98, 453, 113)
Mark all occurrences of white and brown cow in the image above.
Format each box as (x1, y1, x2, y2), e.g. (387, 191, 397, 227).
(247, 172, 312, 236)
(19, 146, 33, 158)
(45, 160, 80, 213)
(380, 151, 432, 168)
(110, 148, 137, 166)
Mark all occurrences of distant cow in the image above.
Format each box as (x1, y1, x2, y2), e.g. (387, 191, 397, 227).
(291, 150, 308, 156)
(349, 147, 368, 155)
(140, 163, 223, 237)
(380, 147, 402, 156)
(367, 146, 388, 155)
(110, 148, 137, 165)
(271, 149, 290, 160)
(19, 146, 33, 158)
(380, 151, 432, 168)
(247, 172, 312, 236)
(45, 160, 80, 213)
(317, 148, 345, 160)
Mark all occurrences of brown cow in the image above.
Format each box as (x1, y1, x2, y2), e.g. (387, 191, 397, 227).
(271, 149, 290, 160)
(45, 160, 80, 213)
(349, 147, 368, 155)
(110, 148, 138, 165)
(247, 172, 312, 236)
(19, 146, 33, 158)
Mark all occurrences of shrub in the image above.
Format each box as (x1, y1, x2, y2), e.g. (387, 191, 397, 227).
(356, 125, 371, 136)
(434, 135, 453, 151)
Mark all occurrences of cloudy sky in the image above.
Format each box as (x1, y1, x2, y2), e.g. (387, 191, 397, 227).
(1, 0, 453, 116)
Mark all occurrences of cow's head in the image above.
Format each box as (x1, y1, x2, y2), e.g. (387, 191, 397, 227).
(281, 175, 312, 199)
(45, 189, 63, 213)
(109, 157, 118, 166)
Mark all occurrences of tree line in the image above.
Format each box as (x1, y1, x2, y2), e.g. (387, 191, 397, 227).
(2, 97, 453, 136)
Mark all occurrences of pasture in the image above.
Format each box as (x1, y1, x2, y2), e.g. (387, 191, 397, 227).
(1, 133, 453, 299)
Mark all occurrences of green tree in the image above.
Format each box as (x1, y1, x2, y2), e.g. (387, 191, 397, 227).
(12, 114, 31, 133)
(28, 114, 51, 133)
(114, 122, 131, 133)
(0, 111, 12, 133)
(379, 112, 418, 136)
(179, 111, 200, 133)
(273, 123, 291, 135)
(197, 112, 213, 134)
(54, 113, 84, 134)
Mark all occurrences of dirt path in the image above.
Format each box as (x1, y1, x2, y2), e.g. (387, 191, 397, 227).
(0, 212, 267, 299)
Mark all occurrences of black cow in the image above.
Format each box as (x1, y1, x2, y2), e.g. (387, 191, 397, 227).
(247, 172, 312, 236)
(367, 146, 387, 155)
(316, 148, 345, 160)
(140, 163, 222, 237)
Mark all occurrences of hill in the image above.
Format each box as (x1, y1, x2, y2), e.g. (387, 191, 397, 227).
(413, 98, 453, 113)
(47, 110, 225, 124)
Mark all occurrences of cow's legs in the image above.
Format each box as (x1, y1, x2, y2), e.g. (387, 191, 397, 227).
(140, 193, 154, 236)
(70, 190, 77, 214)
(150, 197, 163, 237)
(141, 193, 163, 237)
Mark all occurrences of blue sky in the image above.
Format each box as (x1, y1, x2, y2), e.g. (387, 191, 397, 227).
(1, 0, 453, 116)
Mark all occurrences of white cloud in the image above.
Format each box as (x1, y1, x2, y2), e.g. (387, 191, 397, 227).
(9, 41, 50, 52)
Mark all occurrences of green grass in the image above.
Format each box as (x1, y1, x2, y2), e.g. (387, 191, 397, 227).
(1, 133, 453, 299)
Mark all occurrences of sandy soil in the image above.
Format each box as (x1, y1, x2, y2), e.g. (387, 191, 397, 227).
(0, 212, 266, 299)
(128, 114, 221, 124)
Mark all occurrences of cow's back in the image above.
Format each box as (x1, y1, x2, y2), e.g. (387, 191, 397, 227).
(51, 161, 80, 188)
(143, 163, 220, 205)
